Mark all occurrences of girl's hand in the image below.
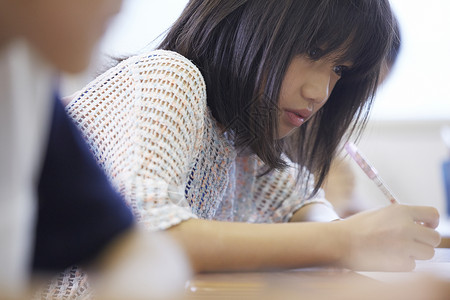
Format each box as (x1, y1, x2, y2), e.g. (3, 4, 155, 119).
(335, 204, 441, 271)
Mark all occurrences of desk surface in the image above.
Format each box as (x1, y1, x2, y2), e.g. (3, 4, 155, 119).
(185, 248, 450, 300)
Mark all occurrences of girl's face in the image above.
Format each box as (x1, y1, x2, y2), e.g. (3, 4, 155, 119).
(1, 0, 122, 73)
(277, 54, 352, 138)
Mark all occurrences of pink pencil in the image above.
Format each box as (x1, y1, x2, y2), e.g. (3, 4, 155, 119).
(344, 142, 399, 204)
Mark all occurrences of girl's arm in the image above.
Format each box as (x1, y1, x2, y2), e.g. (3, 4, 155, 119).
(290, 202, 341, 222)
(168, 204, 441, 272)
(168, 218, 342, 272)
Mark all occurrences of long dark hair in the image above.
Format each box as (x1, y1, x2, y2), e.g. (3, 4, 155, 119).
(158, 0, 396, 196)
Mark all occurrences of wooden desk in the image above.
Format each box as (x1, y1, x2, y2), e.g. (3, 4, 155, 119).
(185, 249, 450, 300)
(438, 236, 450, 248)
(185, 268, 373, 300)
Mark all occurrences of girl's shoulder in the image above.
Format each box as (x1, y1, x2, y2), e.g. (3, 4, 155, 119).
(120, 50, 207, 110)
(122, 50, 206, 90)
(119, 49, 208, 126)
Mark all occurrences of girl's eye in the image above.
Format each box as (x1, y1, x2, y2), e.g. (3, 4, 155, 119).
(307, 48, 323, 60)
(333, 65, 349, 77)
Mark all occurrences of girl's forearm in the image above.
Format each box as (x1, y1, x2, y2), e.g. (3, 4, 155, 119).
(290, 202, 341, 222)
(167, 218, 345, 272)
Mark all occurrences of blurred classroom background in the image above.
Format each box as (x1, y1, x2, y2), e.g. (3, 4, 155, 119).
(61, 0, 450, 219)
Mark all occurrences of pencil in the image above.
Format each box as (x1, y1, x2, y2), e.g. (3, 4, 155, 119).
(344, 142, 399, 204)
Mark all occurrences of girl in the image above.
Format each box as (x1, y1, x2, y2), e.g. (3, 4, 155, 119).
(66, 0, 440, 273)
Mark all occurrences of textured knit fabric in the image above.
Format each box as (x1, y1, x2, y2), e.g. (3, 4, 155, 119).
(34, 266, 91, 300)
(66, 50, 332, 231)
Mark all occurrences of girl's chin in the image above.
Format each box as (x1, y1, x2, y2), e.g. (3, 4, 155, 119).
(278, 123, 299, 139)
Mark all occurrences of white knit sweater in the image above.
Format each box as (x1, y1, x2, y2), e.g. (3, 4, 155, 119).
(66, 50, 332, 231)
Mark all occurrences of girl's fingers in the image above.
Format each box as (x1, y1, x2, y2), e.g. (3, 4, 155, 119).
(408, 206, 440, 229)
(385, 255, 416, 272)
(409, 240, 436, 261)
(413, 224, 442, 247)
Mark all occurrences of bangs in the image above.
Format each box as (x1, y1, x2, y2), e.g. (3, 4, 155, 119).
(294, 0, 394, 77)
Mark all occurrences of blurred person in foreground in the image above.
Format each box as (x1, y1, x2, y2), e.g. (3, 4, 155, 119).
(0, 0, 190, 299)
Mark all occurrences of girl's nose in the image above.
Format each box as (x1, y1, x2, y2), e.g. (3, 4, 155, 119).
(300, 69, 331, 105)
